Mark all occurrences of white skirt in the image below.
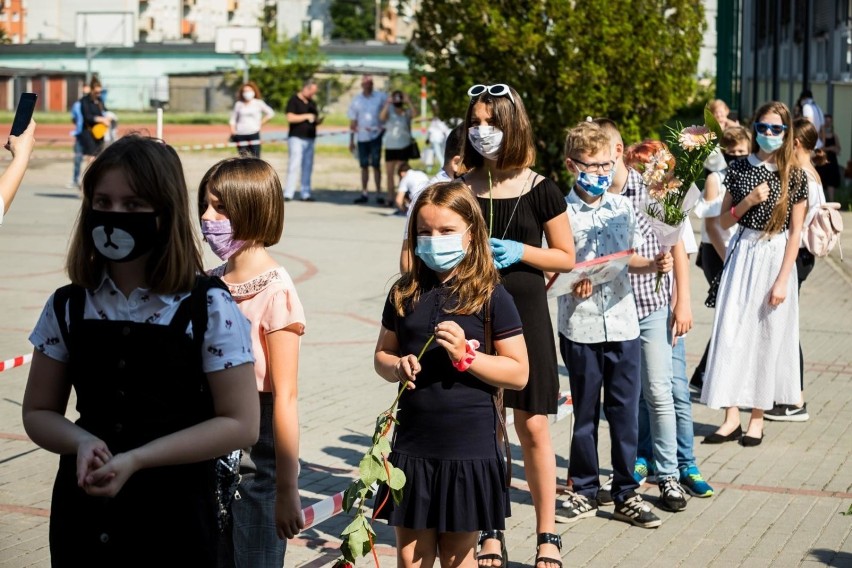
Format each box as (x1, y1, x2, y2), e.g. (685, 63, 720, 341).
(700, 228, 801, 410)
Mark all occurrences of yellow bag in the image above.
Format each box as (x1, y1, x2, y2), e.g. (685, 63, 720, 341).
(90, 123, 108, 140)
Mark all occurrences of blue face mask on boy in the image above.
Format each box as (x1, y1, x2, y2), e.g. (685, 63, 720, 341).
(415, 227, 471, 273)
(575, 170, 614, 197)
(756, 133, 784, 153)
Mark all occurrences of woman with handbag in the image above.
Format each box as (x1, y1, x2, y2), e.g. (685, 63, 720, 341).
(380, 90, 418, 206)
(700, 101, 809, 447)
(79, 78, 111, 164)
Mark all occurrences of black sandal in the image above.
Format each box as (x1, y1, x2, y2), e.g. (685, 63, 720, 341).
(535, 533, 563, 568)
(476, 530, 507, 567)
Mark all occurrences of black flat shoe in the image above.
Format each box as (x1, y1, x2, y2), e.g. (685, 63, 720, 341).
(740, 433, 764, 447)
(702, 425, 743, 444)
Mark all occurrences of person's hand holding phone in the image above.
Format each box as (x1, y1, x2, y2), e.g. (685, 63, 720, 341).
(5, 119, 35, 157)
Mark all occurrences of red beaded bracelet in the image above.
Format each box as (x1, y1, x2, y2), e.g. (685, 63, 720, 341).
(452, 339, 480, 372)
(730, 206, 741, 221)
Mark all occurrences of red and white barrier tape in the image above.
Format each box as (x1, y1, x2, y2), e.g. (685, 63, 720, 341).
(0, 353, 32, 373)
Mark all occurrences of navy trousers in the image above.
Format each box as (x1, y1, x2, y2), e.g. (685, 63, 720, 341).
(560, 334, 641, 504)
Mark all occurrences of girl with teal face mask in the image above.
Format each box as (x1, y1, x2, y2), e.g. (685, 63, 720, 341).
(373, 180, 530, 568)
(700, 101, 809, 449)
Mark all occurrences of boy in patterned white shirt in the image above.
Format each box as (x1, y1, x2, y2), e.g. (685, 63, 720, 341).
(556, 122, 672, 529)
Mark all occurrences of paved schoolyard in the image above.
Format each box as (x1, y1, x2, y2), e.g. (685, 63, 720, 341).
(0, 147, 850, 567)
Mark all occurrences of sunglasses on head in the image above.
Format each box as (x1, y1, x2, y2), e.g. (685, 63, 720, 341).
(468, 84, 515, 106)
(753, 122, 787, 136)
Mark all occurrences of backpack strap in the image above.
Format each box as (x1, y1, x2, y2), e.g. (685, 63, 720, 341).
(52, 284, 86, 350)
(484, 296, 512, 487)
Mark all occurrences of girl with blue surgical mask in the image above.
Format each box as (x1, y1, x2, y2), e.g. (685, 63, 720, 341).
(701, 101, 809, 447)
(373, 181, 529, 568)
(458, 84, 574, 568)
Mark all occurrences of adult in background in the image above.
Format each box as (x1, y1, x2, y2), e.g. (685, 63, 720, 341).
(796, 89, 825, 149)
(285, 78, 322, 202)
(815, 113, 841, 201)
(79, 78, 111, 164)
(349, 75, 387, 204)
(229, 82, 275, 158)
(68, 84, 90, 189)
(708, 99, 740, 131)
(380, 90, 418, 205)
(460, 84, 575, 568)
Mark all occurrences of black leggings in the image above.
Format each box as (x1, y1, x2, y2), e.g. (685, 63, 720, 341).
(693, 246, 814, 392)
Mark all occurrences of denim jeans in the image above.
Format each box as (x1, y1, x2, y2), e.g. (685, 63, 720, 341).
(285, 136, 315, 199)
(219, 392, 286, 568)
(72, 137, 83, 185)
(636, 306, 678, 479)
(671, 336, 695, 471)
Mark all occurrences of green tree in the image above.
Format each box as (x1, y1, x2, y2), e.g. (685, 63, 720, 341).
(406, 0, 705, 189)
(330, 0, 377, 40)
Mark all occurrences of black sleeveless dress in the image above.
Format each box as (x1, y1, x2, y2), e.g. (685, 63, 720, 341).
(816, 132, 841, 188)
(477, 177, 567, 414)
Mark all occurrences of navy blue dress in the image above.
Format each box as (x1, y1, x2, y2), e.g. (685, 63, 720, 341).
(373, 282, 523, 532)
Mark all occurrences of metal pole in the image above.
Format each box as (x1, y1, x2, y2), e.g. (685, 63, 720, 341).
(242, 53, 249, 84)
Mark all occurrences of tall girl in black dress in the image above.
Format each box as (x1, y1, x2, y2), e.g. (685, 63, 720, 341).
(458, 84, 574, 568)
(373, 181, 529, 567)
(22, 135, 260, 567)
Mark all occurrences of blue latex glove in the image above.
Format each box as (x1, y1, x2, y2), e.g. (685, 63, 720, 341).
(489, 238, 524, 269)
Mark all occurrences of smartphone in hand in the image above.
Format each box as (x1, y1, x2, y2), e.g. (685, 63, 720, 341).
(10, 93, 37, 137)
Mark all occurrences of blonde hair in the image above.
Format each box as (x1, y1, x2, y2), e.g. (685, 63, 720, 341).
(68, 135, 202, 294)
(564, 122, 612, 160)
(198, 157, 284, 246)
(709, 99, 731, 115)
(751, 101, 798, 235)
(394, 181, 498, 316)
(459, 85, 535, 172)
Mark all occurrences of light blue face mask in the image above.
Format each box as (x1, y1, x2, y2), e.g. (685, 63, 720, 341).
(575, 170, 614, 197)
(415, 227, 471, 273)
(756, 132, 784, 153)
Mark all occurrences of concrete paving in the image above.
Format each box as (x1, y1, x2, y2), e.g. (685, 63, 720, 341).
(0, 148, 850, 567)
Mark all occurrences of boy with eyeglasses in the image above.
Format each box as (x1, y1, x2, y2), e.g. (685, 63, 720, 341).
(594, 118, 694, 514)
(556, 121, 671, 529)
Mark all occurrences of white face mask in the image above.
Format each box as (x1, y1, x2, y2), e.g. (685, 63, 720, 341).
(242, 90, 255, 101)
(468, 126, 504, 160)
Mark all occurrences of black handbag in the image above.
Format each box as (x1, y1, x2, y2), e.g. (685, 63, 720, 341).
(408, 139, 421, 160)
(705, 228, 743, 308)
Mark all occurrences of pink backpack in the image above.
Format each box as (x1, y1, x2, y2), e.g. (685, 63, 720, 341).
(802, 201, 843, 259)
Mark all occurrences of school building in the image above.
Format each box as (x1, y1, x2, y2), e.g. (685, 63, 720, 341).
(730, 0, 852, 171)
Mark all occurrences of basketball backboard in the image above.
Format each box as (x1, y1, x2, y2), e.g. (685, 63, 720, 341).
(75, 12, 135, 48)
(215, 27, 262, 55)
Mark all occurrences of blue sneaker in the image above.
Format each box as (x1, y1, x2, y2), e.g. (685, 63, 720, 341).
(679, 465, 714, 498)
(634, 457, 649, 485)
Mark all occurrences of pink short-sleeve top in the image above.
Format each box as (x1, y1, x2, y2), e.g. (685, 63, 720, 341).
(210, 265, 306, 392)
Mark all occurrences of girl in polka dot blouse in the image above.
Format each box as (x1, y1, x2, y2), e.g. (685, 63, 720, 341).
(700, 101, 808, 447)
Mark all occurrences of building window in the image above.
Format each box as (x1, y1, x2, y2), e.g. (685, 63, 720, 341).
(815, 36, 829, 80)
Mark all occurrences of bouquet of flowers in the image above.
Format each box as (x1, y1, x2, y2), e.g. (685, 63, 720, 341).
(635, 106, 724, 291)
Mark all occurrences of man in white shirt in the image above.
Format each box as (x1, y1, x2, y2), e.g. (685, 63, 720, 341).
(348, 75, 388, 204)
(799, 89, 825, 149)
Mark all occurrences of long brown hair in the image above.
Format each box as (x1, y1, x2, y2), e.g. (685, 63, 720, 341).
(751, 101, 797, 235)
(67, 135, 203, 293)
(459, 85, 535, 173)
(792, 117, 828, 167)
(393, 181, 498, 316)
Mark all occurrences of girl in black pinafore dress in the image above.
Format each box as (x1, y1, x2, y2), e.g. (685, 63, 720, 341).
(373, 182, 528, 567)
(22, 136, 259, 568)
